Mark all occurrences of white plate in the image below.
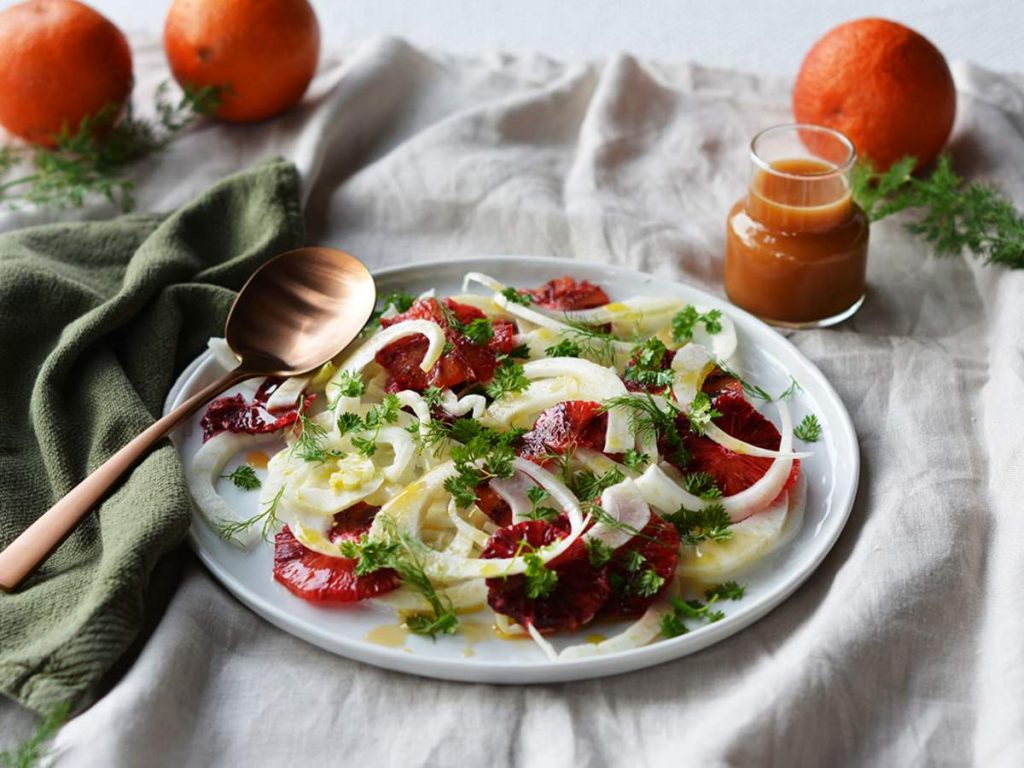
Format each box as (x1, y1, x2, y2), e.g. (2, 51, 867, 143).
(165, 256, 859, 684)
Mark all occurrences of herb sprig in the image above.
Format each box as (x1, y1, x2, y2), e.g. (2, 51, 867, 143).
(340, 515, 459, 638)
(215, 485, 284, 544)
(853, 153, 1024, 269)
(221, 465, 262, 491)
(0, 82, 220, 212)
(659, 581, 746, 638)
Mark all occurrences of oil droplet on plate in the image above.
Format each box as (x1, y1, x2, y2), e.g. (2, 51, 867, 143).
(457, 620, 495, 644)
(247, 451, 270, 469)
(364, 624, 409, 648)
(585, 634, 606, 645)
(462, 646, 475, 658)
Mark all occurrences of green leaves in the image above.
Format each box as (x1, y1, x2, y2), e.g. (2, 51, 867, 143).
(623, 338, 674, 390)
(0, 82, 221, 212)
(570, 468, 625, 503)
(853, 153, 1024, 269)
(663, 503, 732, 546)
(682, 471, 721, 500)
(221, 465, 261, 491)
(344, 515, 459, 639)
(671, 305, 723, 343)
(215, 486, 284, 544)
(525, 486, 559, 522)
(523, 554, 558, 599)
(685, 392, 722, 436)
(501, 286, 533, 305)
(442, 423, 521, 508)
(485, 358, 529, 400)
(659, 582, 745, 638)
(793, 413, 822, 442)
(462, 317, 494, 346)
(544, 338, 583, 358)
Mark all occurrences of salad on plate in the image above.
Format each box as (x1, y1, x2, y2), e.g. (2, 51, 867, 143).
(187, 271, 818, 660)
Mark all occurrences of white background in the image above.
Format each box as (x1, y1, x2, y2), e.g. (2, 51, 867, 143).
(0, 0, 1019, 74)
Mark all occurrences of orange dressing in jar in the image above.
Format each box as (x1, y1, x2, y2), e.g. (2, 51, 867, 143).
(725, 124, 868, 327)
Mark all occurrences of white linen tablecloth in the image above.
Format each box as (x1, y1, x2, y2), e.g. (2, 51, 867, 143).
(2, 35, 1023, 767)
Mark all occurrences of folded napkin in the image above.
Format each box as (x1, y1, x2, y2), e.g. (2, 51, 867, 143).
(0, 159, 304, 713)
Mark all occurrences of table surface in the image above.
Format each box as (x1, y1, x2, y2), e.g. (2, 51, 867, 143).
(0, 0, 1020, 75)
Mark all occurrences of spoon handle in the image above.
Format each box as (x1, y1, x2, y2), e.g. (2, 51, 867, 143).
(0, 368, 252, 592)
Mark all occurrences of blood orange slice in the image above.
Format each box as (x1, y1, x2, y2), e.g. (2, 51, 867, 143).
(672, 392, 800, 496)
(518, 401, 607, 463)
(482, 519, 610, 633)
(273, 504, 400, 603)
(523, 276, 610, 310)
(599, 515, 679, 617)
(376, 297, 516, 391)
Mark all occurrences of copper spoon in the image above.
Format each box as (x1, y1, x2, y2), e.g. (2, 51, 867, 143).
(0, 247, 376, 592)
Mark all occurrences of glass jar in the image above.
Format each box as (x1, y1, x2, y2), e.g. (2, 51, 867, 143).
(724, 124, 868, 328)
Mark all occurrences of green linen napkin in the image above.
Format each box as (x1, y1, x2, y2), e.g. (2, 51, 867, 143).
(0, 160, 305, 713)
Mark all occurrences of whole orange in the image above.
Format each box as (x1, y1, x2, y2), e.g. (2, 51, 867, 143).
(0, 0, 133, 147)
(793, 18, 956, 171)
(164, 0, 320, 123)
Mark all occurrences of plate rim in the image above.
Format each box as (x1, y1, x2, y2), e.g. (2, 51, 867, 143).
(165, 254, 860, 683)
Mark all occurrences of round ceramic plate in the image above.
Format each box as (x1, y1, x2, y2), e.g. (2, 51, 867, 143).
(166, 256, 858, 684)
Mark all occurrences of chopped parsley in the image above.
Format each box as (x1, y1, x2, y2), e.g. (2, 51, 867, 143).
(621, 449, 650, 470)
(794, 413, 822, 442)
(659, 582, 746, 638)
(485, 358, 530, 401)
(586, 538, 614, 567)
(501, 286, 533, 305)
(442, 424, 522, 508)
(462, 317, 494, 346)
(671, 305, 723, 343)
(686, 391, 722, 436)
(571, 467, 625, 503)
(504, 343, 532, 360)
(663, 503, 732, 545)
(340, 515, 459, 639)
(524, 486, 559, 522)
(682, 471, 722, 500)
(635, 569, 666, 597)
(221, 465, 261, 491)
(333, 394, 402, 456)
(624, 549, 646, 572)
(544, 338, 583, 358)
(623, 338, 674, 390)
(523, 553, 558, 599)
(329, 369, 365, 405)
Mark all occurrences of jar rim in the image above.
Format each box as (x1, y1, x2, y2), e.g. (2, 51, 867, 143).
(749, 123, 857, 180)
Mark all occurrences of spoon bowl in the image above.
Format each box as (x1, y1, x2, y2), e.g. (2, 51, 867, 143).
(227, 247, 376, 375)
(0, 247, 376, 591)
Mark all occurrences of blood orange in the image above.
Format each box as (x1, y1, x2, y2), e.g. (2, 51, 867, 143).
(273, 504, 400, 603)
(482, 519, 610, 633)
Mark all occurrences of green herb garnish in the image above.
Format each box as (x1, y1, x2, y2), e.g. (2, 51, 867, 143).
(793, 413, 822, 442)
(544, 338, 583, 358)
(671, 305, 723, 343)
(523, 553, 558, 599)
(685, 391, 722, 436)
(215, 485, 284, 544)
(0, 83, 221, 212)
(853, 153, 1024, 268)
(485, 358, 530, 401)
(663, 502, 732, 545)
(221, 465, 261, 491)
(501, 286, 533, 305)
